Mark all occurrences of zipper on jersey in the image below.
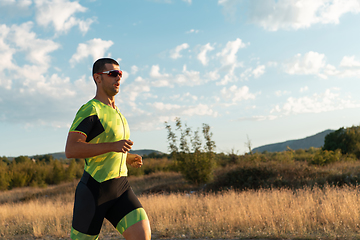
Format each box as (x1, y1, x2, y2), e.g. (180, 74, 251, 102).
(117, 108, 126, 176)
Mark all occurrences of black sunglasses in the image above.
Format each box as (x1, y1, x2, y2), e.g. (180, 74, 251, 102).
(97, 70, 123, 77)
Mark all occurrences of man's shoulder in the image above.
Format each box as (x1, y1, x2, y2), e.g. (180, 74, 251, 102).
(76, 99, 98, 116)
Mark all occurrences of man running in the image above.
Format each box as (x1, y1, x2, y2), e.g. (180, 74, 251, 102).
(65, 58, 151, 240)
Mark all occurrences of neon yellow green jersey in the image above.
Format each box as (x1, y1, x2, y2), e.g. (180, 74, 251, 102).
(69, 99, 130, 182)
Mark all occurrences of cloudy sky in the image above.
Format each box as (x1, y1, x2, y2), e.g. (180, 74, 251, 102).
(2, 0, 360, 157)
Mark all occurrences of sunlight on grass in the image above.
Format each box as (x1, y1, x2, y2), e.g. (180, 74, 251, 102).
(1, 184, 360, 239)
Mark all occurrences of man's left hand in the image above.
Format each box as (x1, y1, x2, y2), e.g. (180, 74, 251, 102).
(127, 154, 143, 168)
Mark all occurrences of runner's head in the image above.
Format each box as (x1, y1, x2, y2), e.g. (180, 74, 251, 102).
(92, 58, 120, 83)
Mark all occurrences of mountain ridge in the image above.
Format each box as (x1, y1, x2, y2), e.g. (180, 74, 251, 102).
(252, 129, 335, 153)
(6, 129, 336, 158)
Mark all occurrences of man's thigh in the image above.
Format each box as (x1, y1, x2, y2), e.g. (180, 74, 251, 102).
(105, 188, 149, 234)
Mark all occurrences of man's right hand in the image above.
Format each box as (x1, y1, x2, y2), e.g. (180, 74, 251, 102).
(115, 139, 134, 153)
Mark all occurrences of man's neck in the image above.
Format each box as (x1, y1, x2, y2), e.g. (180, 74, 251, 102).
(94, 95, 116, 109)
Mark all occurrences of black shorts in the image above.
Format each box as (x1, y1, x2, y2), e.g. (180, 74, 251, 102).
(70, 171, 148, 239)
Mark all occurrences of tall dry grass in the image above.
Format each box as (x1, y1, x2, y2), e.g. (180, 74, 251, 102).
(144, 186, 360, 239)
(1, 183, 360, 239)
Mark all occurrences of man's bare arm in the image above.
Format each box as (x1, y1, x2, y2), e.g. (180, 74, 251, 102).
(65, 132, 133, 159)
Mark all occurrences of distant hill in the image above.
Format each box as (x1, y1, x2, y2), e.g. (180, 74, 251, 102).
(252, 129, 335, 153)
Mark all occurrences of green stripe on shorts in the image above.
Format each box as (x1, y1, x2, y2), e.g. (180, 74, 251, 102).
(116, 208, 148, 234)
(70, 226, 99, 240)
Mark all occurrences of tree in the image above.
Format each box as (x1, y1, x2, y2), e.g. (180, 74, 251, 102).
(0, 162, 10, 190)
(323, 126, 360, 158)
(165, 120, 178, 160)
(14, 156, 31, 164)
(245, 134, 253, 154)
(165, 118, 216, 184)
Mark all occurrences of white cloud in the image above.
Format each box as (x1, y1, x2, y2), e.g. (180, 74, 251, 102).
(270, 88, 360, 116)
(248, 0, 360, 31)
(10, 22, 60, 67)
(183, 92, 198, 101)
(182, 0, 192, 4)
(0, 22, 60, 91)
(128, 101, 218, 132)
(221, 85, 257, 103)
(169, 92, 198, 102)
(121, 76, 151, 103)
(323, 64, 340, 76)
(150, 64, 212, 87)
(150, 65, 169, 78)
(267, 61, 278, 67)
(119, 70, 129, 84)
(131, 65, 139, 74)
(275, 90, 291, 97)
(31, 73, 76, 99)
(34, 0, 95, 33)
(300, 86, 309, 92)
(151, 102, 181, 111)
(170, 43, 189, 59)
(69, 38, 114, 66)
(252, 65, 266, 78)
(182, 104, 218, 117)
(237, 115, 278, 122)
(240, 68, 253, 81)
(175, 65, 202, 86)
(241, 65, 266, 80)
(340, 55, 360, 67)
(218, 0, 240, 21)
(0, 24, 17, 73)
(205, 70, 220, 81)
(74, 75, 97, 102)
(149, 65, 173, 87)
(186, 29, 199, 34)
(283, 52, 360, 79)
(217, 38, 247, 67)
(217, 63, 242, 85)
(284, 51, 327, 78)
(197, 43, 214, 66)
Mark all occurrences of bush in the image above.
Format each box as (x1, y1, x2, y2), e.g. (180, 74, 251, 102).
(177, 152, 215, 184)
(310, 149, 342, 166)
(0, 162, 10, 190)
(0, 157, 85, 191)
(323, 126, 360, 158)
(215, 166, 276, 190)
(165, 118, 216, 184)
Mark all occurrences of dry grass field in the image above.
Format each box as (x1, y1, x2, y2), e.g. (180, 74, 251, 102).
(1, 172, 360, 239)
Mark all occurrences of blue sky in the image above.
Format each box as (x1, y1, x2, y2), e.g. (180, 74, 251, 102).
(2, 0, 360, 157)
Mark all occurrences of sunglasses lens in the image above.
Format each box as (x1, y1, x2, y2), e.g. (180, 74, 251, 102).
(108, 70, 122, 77)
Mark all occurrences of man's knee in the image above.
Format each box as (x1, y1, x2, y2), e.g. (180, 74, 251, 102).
(122, 220, 151, 240)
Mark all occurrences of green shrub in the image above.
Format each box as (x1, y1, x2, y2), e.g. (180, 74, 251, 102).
(310, 149, 342, 165)
(323, 125, 360, 158)
(177, 152, 215, 184)
(0, 162, 10, 190)
(165, 118, 216, 184)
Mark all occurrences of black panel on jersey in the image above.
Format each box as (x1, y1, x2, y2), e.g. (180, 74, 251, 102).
(75, 115, 105, 142)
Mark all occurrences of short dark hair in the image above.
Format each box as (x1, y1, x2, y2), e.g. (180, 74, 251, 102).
(92, 58, 119, 76)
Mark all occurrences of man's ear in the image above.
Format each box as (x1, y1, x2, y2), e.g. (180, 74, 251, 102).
(93, 74, 101, 84)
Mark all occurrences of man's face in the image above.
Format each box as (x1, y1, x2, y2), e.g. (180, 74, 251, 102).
(96, 63, 122, 96)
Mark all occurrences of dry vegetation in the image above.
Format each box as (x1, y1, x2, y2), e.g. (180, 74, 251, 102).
(1, 172, 360, 239)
